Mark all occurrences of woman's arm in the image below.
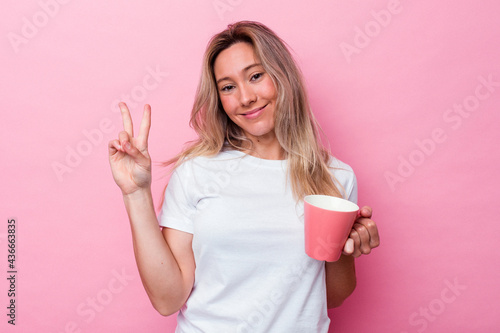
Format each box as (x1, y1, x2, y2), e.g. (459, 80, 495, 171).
(108, 103, 195, 316)
(123, 189, 195, 316)
(325, 206, 379, 308)
(325, 255, 356, 308)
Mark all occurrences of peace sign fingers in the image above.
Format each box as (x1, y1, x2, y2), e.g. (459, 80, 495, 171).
(109, 102, 153, 195)
(118, 103, 151, 151)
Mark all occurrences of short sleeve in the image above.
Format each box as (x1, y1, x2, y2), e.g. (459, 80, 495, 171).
(329, 157, 358, 205)
(158, 164, 196, 234)
(346, 172, 358, 205)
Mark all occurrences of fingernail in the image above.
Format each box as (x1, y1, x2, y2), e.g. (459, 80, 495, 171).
(124, 142, 131, 150)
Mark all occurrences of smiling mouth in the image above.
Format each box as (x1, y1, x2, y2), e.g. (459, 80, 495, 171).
(242, 105, 267, 117)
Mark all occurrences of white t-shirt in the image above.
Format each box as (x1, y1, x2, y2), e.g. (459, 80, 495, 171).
(159, 150, 357, 333)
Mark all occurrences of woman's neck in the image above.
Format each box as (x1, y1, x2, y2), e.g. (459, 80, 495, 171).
(242, 132, 284, 160)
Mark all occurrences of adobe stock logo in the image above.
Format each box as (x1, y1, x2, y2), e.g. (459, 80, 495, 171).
(51, 65, 168, 182)
(59, 267, 135, 333)
(401, 277, 467, 333)
(7, 0, 73, 54)
(385, 74, 499, 192)
(212, 0, 242, 20)
(339, 0, 403, 63)
(236, 260, 314, 333)
(313, 234, 342, 260)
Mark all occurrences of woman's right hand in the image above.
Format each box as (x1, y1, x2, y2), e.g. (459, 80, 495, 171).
(108, 102, 152, 196)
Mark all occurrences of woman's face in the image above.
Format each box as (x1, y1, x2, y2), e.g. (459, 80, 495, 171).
(213, 42, 278, 143)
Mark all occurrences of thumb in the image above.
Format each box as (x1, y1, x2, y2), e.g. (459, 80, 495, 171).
(343, 238, 354, 255)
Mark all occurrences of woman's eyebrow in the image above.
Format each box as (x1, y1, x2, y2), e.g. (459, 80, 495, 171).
(216, 63, 263, 85)
(243, 63, 262, 72)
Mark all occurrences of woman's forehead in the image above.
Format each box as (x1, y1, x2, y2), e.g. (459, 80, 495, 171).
(213, 42, 260, 79)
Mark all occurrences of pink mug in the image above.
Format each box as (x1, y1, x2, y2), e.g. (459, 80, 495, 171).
(304, 195, 359, 262)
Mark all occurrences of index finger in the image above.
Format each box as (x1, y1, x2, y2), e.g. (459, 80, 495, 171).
(359, 206, 372, 218)
(119, 102, 134, 137)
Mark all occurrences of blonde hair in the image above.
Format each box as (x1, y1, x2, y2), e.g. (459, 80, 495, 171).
(161, 21, 342, 207)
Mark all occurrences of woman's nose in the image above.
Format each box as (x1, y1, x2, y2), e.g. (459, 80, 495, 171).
(239, 85, 256, 106)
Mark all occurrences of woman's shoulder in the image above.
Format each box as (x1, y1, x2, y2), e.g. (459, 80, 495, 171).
(328, 155, 355, 174)
(328, 155, 357, 202)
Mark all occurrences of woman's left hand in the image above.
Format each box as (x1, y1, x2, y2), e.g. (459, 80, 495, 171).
(343, 206, 380, 257)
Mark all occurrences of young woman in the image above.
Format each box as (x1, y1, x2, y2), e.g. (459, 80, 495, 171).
(108, 21, 379, 332)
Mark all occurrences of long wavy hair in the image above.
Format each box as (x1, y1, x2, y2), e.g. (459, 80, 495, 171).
(160, 21, 343, 206)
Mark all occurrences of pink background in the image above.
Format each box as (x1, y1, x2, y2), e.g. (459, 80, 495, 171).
(2, 0, 500, 332)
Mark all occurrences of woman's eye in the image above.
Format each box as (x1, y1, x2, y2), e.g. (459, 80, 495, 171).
(221, 85, 234, 92)
(251, 73, 263, 81)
